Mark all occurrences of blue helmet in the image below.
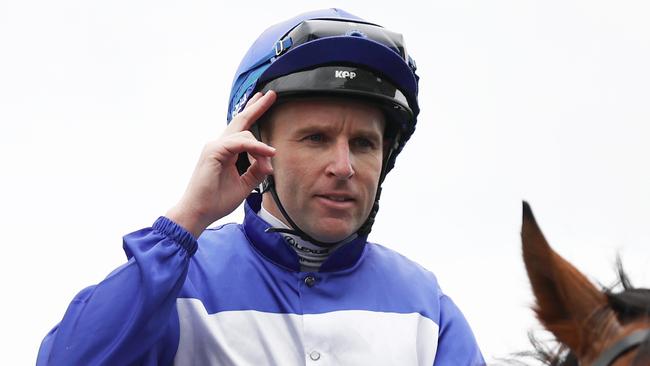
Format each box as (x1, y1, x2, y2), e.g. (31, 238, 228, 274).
(228, 9, 420, 242)
(227, 8, 419, 176)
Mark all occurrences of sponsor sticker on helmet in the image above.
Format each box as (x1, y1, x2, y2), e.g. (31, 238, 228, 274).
(334, 70, 356, 79)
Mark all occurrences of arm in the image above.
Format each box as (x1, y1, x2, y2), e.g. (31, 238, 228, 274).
(37, 91, 277, 365)
(433, 294, 485, 366)
(37, 217, 196, 365)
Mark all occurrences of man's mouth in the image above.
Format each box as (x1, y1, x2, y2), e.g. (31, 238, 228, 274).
(320, 195, 353, 202)
(315, 194, 356, 207)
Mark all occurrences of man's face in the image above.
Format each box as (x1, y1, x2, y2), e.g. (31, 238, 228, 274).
(261, 98, 386, 243)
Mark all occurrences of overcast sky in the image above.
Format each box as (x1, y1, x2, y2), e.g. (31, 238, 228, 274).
(2, 0, 650, 364)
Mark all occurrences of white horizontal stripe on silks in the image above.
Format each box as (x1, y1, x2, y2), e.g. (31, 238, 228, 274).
(174, 298, 439, 366)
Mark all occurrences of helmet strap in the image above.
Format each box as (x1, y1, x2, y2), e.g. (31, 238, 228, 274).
(356, 143, 394, 236)
(263, 176, 344, 247)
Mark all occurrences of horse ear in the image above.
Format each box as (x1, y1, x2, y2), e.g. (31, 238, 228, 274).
(521, 202, 620, 356)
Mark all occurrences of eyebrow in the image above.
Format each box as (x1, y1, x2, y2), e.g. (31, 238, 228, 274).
(290, 124, 334, 137)
(290, 123, 383, 140)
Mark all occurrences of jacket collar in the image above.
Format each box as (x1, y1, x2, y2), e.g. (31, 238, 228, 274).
(243, 193, 367, 272)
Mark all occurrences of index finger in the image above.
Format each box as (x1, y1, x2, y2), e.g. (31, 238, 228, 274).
(227, 90, 277, 134)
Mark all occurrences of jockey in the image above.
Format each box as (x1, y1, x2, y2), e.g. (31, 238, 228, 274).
(37, 9, 484, 365)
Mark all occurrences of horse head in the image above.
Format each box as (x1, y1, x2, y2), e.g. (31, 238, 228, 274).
(521, 202, 650, 366)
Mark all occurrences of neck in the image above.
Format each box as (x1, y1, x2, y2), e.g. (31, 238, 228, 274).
(261, 192, 291, 228)
(258, 205, 353, 272)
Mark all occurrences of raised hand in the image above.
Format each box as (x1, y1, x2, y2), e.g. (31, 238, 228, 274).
(166, 91, 277, 238)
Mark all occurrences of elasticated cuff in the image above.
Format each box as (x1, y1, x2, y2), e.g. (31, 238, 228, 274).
(153, 216, 198, 256)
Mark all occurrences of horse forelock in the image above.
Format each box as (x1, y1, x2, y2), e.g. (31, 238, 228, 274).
(607, 287, 650, 321)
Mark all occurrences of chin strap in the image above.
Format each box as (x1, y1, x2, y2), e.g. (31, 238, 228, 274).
(356, 186, 381, 237)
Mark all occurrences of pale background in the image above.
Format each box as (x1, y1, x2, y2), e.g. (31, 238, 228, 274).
(1, 0, 649, 364)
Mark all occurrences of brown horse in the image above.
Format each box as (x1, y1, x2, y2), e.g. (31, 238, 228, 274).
(521, 202, 650, 366)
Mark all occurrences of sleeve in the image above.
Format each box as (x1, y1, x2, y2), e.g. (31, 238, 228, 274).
(433, 294, 485, 366)
(36, 216, 198, 366)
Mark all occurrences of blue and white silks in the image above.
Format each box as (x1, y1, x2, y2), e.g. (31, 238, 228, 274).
(37, 193, 484, 365)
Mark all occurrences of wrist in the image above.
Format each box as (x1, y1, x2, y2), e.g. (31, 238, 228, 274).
(165, 204, 208, 239)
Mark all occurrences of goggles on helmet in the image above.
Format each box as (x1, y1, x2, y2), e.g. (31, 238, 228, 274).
(275, 19, 409, 62)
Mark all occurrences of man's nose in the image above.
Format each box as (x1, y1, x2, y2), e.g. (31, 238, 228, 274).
(326, 140, 354, 179)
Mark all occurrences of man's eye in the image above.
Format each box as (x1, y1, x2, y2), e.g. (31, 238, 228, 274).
(305, 134, 324, 142)
(353, 138, 375, 149)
